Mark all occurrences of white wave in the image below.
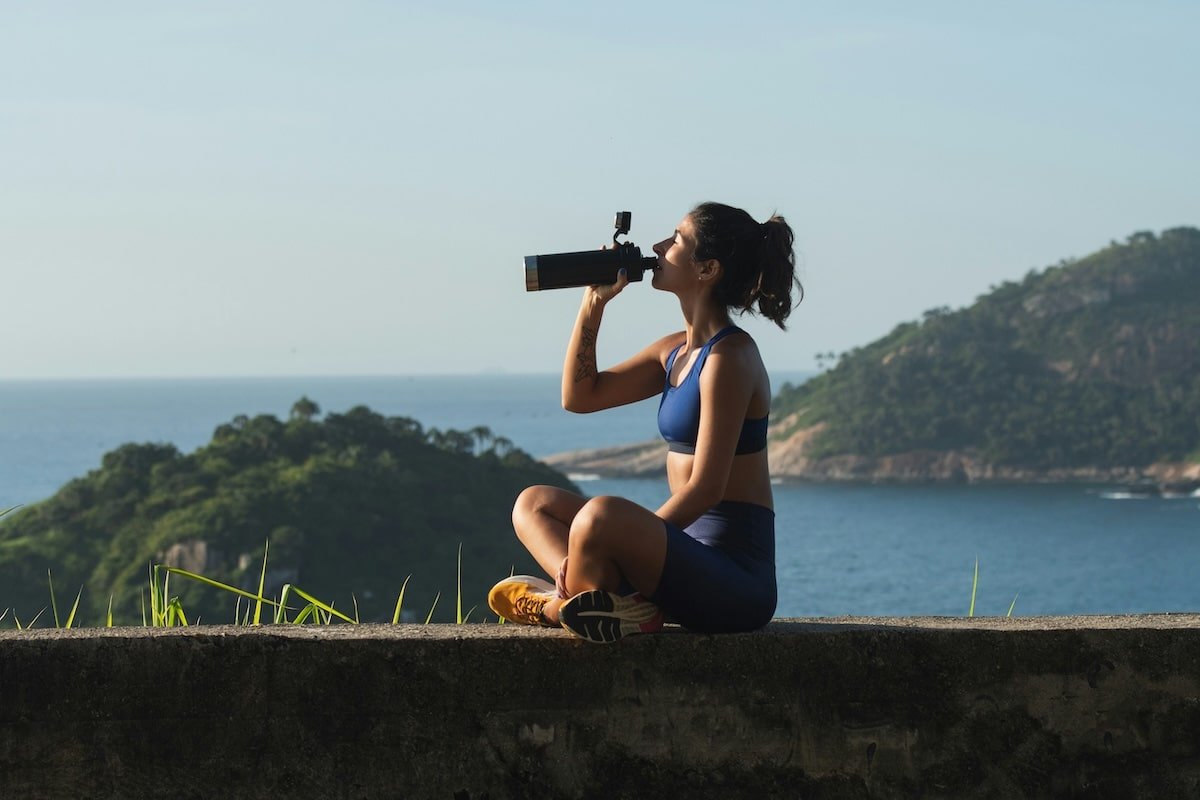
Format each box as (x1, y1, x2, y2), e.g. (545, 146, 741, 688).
(1099, 491, 1153, 500)
(567, 473, 603, 482)
(1193, 488, 1200, 498)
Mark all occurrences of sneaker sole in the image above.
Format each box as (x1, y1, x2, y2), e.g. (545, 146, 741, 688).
(559, 590, 663, 644)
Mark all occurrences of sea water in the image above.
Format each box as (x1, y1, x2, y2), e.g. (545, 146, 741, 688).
(2, 375, 1197, 617)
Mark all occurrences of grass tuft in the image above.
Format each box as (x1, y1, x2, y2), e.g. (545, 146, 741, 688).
(65, 586, 83, 629)
(253, 540, 269, 626)
(392, 575, 412, 624)
(968, 557, 979, 617)
(48, 570, 61, 629)
(456, 543, 464, 624)
(968, 558, 1019, 618)
(6, 538, 490, 628)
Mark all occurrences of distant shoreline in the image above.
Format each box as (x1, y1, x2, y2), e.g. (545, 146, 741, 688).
(543, 437, 1200, 492)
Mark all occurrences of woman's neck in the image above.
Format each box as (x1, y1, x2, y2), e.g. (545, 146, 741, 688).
(678, 299, 733, 351)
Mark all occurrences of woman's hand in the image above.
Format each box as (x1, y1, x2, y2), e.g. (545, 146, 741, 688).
(555, 556, 569, 599)
(584, 245, 630, 305)
(585, 268, 629, 305)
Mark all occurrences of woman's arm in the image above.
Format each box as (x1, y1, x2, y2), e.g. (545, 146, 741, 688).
(655, 339, 756, 528)
(561, 276, 684, 413)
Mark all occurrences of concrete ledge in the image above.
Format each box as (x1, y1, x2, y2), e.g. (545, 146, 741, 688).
(3, 615, 1200, 799)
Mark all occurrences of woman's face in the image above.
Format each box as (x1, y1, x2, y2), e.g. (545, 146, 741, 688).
(651, 215, 700, 292)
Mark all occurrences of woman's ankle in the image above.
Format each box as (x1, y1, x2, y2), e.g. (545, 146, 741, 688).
(543, 597, 563, 624)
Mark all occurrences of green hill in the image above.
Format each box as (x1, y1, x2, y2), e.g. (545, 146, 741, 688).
(773, 227, 1200, 474)
(0, 400, 574, 624)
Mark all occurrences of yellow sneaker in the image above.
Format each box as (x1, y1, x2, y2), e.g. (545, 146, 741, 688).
(488, 575, 558, 627)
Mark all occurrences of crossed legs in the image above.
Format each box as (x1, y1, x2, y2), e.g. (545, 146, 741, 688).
(511, 485, 669, 623)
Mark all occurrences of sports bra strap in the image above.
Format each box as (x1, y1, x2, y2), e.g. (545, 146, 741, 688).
(693, 325, 743, 374)
(664, 326, 742, 387)
(665, 343, 684, 376)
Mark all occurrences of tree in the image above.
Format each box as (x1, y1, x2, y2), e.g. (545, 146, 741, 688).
(290, 397, 321, 422)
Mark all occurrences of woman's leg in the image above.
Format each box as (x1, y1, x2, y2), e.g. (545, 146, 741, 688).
(511, 485, 587, 578)
(563, 495, 668, 599)
(509, 489, 667, 626)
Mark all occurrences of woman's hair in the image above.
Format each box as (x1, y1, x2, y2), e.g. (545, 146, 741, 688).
(689, 202, 803, 329)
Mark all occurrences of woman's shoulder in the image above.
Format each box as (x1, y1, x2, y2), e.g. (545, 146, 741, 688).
(653, 330, 688, 353)
(707, 327, 765, 373)
(712, 326, 760, 355)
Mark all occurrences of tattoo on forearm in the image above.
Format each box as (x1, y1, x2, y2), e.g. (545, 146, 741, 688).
(574, 325, 598, 383)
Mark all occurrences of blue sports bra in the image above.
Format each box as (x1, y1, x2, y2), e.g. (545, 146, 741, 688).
(657, 326, 769, 455)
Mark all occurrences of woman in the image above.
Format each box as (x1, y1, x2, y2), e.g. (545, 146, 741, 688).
(489, 202, 801, 642)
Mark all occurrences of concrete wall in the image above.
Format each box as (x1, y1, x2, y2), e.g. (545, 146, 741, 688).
(2, 615, 1199, 799)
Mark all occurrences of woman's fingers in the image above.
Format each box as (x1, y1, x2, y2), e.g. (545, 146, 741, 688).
(585, 267, 628, 303)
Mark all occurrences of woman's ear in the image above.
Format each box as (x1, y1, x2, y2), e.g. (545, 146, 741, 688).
(697, 258, 722, 282)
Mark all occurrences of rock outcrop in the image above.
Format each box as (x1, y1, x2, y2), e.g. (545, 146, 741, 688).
(544, 420, 1200, 487)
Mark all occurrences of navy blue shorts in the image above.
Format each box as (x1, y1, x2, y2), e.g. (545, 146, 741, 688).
(649, 500, 777, 633)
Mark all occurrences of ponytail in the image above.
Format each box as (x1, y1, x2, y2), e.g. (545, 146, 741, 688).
(690, 203, 803, 329)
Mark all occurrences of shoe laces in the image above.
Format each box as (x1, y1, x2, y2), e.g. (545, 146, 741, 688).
(514, 593, 549, 622)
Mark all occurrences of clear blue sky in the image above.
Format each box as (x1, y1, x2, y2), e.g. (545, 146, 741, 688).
(3, 1, 1197, 378)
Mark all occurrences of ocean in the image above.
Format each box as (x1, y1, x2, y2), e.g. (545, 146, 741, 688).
(2, 374, 1198, 618)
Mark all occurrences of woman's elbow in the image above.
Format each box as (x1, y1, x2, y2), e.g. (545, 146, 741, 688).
(561, 395, 589, 414)
(561, 390, 600, 414)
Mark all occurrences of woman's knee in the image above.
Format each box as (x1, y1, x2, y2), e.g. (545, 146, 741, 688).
(512, 485, 547, 536)
(512, 485, 581, 539)
(570, 495, 628, 549)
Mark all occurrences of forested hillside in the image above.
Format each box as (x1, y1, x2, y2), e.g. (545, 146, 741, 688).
(0, 400, 573, 623)
(773, 227, 1200, 471)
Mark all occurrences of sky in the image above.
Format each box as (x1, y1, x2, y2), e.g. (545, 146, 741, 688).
(2, 1, 1198, 378)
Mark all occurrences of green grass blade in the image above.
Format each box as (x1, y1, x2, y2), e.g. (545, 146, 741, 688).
(0, 608, 7, 624)
(1007, 592, 1019, 618)
(462, 605, 477, 624)
(352, 594, 360, 624)
(286, 586, 356, 625)
(65, 586, 83, 630)
(292, 603, 318, 624)
(168, 598, 189, 627)
(424, 591, 440, 625)
(140, 590, 147, 627)
(253, 539, 269, 626)
(106, 595, 114, 628)
(149, 563, 161, 627)
(391, 575, 412, 624)
(968, 557, 979, 618)
(48, 569, 61, 629)
(456, 542, 463, 624)
(20, 608, 46, 630)
(0, 505, 21, 519)
(164, 567, 279, 609)
(275, 585, 295, 624)
(161, 569, 172, 627)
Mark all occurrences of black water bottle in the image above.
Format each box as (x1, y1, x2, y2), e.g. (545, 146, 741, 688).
(524, 212, 658, 291)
